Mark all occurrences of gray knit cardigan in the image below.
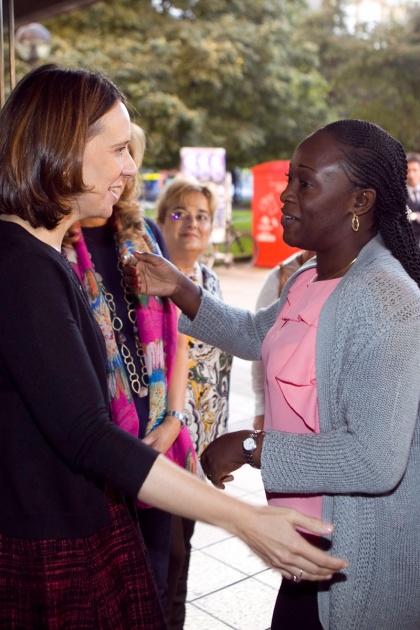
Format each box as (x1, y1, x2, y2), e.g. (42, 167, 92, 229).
(179, 235, 420, 630)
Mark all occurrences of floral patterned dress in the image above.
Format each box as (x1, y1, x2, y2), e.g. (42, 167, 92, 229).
(184, 263, 232, 457)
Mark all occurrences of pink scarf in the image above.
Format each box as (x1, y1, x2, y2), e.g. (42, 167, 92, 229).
(64, 221, 177, 438)
(64, 221, 197, 477)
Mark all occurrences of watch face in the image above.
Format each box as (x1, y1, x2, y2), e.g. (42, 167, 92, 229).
(243, 436, 257, 452)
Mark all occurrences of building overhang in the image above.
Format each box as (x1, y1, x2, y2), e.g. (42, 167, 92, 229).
(13, 0, 98, 27)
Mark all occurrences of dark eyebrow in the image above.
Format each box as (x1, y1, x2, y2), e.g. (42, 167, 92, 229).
(297, 163, 318, 173)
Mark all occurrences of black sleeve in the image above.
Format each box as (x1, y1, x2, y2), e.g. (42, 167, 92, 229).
(0, 251, 158, 498)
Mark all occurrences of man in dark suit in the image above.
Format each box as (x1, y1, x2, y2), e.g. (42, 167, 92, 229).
(407, 153, 420, 244)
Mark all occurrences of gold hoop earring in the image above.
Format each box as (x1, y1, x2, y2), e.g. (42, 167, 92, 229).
(351, 214, 359, 232)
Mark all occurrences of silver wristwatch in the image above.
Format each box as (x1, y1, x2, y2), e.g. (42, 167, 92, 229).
(242, 430, 264, 468)
(165, 410, 186, 427)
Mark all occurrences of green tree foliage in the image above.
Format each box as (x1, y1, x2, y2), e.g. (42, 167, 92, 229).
(298, 1, 420, 151)
(19, 0, 419, 166)
(338, 7, 420, 152)
(38, 0, 330, 167)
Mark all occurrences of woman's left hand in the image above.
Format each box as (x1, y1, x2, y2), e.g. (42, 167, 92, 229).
(142, 415, 181, 455)
(201, 430, 255, 488)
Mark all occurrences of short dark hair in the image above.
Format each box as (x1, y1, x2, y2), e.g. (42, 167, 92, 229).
(0, 64, 125, 229)
(406, 152, 420, 165)
(321, 119, 420, 287)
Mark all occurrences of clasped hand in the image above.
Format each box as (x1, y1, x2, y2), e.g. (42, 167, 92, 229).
(201, 431, 252, 489)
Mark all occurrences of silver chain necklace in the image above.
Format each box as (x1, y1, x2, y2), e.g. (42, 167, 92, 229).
(100, 260, 149, 398)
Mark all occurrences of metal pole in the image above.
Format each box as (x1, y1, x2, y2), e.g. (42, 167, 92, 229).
(8, 0, 15, 90)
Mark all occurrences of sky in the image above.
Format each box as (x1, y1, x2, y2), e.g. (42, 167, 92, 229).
(307, 0, 419, 28)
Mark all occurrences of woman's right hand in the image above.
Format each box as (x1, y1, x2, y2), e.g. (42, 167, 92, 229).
(122, 252, 202, 319)
(122, 251, 182, 297)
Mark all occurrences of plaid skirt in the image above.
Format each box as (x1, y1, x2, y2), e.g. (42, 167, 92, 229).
(0, 492, 167, 629)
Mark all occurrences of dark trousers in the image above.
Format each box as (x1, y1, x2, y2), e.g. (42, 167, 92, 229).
(137, 507, 173, 607)
(164, 515, 196, 630)
(271, 578, 323, 629)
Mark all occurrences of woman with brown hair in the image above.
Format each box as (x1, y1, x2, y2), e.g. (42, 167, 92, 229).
(0, 65, 346, 628)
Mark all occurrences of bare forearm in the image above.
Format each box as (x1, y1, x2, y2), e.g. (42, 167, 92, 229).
(138, 454, 245, 530)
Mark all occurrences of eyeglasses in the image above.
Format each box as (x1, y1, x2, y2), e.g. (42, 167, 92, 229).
(169, 209, 211, 224)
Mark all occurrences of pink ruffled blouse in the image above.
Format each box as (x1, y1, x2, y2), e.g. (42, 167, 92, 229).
(261, 268, 341, 518)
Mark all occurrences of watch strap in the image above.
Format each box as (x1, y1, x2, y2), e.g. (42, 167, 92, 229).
(243, 430, 265, 468)
(165, 410, 186, 427)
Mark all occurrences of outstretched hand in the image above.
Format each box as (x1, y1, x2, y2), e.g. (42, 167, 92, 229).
(138, 452, 349, 583)
(122, 252, 202, 319)
(122, 251, 182, 297)
(236, 505, 348, 582)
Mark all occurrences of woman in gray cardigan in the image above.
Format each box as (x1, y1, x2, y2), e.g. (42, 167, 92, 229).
(124, 120, 420, 630)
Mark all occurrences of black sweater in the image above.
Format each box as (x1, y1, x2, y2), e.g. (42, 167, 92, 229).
(0, 222, 158, 539)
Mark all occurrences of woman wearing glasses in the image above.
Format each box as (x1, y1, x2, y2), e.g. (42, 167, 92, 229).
(156, 175, 232, 630)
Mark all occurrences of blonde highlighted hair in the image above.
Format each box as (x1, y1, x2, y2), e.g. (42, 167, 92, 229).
(114, 122, 147, 240)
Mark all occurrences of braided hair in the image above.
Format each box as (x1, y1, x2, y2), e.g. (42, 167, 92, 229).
(321, 119, 420, 288)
